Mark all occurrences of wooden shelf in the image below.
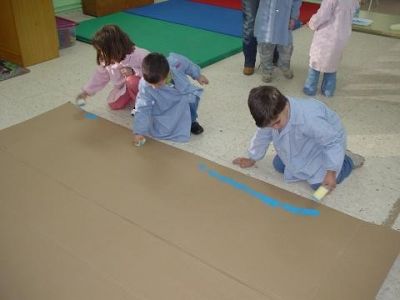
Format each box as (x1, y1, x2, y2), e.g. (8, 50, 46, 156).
(0, 0, 59, 67)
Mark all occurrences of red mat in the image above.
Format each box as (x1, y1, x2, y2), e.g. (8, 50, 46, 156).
(191, 0, 241, 10)
(190, 0, 320, 24)
(299, 2, 320, 24)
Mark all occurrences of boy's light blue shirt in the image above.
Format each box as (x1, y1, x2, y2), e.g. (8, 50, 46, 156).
(248, 98, 347, 185)
(254, 0, 302, 46)
(133, 53, 203, 142)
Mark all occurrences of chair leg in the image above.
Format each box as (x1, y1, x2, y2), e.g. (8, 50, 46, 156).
(368, 0, 378, 11)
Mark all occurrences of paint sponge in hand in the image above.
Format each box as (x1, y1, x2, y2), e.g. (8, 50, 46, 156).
(313, 186, 329, 201)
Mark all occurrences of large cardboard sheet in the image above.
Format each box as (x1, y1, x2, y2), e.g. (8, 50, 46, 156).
(1, 104, 399, 300)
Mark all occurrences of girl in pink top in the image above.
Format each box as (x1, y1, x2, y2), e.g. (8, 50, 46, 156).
(303, 0, 359, 97)
(77, 25, 149, 110)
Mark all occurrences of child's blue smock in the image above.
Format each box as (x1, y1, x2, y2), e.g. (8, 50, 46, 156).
(248, 98, 347, 185)
(254, 0, 302, 46)
(133, 53, 203, 142)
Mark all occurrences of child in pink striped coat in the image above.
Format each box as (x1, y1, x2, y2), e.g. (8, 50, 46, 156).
(77, 25, 149, 110)
(303, 0, 359, 97)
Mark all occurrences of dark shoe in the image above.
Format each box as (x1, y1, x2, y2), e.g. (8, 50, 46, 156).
(243, 67, 255, 76)
(191, 122, 204, 135)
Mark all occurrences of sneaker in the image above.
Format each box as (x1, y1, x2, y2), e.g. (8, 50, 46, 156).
(262, 72, 272, 83)
(243, 67, 255, 76)
(346, 150, 365, 169)
(281, 68, 294, 79)
(191, 122, 204, 135)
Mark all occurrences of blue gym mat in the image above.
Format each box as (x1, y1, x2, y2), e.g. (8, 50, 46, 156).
(125, 0, 242, 37)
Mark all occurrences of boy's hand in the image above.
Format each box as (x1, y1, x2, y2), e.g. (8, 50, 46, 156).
(232, 157, 256, 168)
(322, 170, 337, 191)
(133, 134, 146, 146)
(197, 75, 209, 85)
(76, 91, 89, 100)
(121, 67, 134, 77)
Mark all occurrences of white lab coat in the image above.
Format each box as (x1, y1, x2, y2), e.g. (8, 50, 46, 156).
(308, 0, 359, 73)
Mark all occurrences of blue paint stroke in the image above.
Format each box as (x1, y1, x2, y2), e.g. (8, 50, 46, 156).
(198, 164, 320, 217)
(84, 112, 97, 120)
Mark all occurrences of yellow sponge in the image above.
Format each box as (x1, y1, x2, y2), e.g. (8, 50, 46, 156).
(313, 186, 329, 201)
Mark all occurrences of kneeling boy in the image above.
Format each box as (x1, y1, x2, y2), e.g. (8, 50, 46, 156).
(133, 52, 209, 145)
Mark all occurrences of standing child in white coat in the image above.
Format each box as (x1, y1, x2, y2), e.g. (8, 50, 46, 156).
(303, 0, 359, 97)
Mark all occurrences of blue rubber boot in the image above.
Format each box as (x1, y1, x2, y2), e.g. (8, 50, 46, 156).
(303, 67, 320, 96)
(321, 72, 337, 97)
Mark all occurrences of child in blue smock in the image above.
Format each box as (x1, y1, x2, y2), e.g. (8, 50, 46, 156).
(233, 86, 365, 193)
(254, 0, 302, 82)
(133, 53, 209, 145)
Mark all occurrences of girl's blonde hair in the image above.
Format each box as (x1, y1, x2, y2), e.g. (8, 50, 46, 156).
(92, 25, 135, 66)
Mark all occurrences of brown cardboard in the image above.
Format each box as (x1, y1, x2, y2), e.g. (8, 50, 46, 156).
(0, 103, 399, 300)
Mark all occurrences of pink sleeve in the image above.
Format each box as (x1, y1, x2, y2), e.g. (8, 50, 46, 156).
(83, 66, 110, 96)
(125, 47, 150, 77)
(308, 0, 336, 31)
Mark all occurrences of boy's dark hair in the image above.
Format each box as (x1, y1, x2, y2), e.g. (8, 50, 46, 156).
(142, 53, 170, 84)
(92, 25, 135, 66)
(248, 86, 288, 127)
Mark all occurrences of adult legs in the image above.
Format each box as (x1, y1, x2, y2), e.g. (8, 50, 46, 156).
(258, 42, 275, 82)
(276, 44, 294, 79)
(242, 0, 260, 74)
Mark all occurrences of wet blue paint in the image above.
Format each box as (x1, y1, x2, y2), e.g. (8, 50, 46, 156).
(84, 112, 97, 120)
(198, 164, 320, 217)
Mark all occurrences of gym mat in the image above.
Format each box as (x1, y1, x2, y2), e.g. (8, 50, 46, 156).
(126, 0, 242, 37)
(76, 12, 241, 68)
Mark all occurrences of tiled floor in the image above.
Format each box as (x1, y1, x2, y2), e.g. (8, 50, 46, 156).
(1, 6, 400, 300)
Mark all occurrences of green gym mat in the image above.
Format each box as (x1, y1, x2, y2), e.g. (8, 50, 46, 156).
(76, 12, 242, 68)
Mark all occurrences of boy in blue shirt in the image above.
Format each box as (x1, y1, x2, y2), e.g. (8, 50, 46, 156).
(133, 53, 209, 145)
(233, 86, 364, 192)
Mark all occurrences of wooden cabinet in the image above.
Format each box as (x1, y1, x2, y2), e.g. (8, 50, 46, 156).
(0, 0, 59, 67)
(82, 0, 154, 17)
